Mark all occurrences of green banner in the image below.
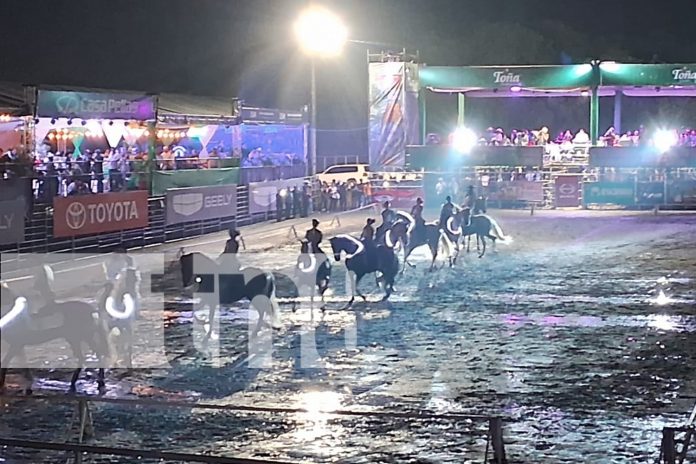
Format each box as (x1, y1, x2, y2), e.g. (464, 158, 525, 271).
(152, 168, 240, 196)
(419, 65, 595, 90)
(600, 63, 696, 86)
(583, 181, 635, 206)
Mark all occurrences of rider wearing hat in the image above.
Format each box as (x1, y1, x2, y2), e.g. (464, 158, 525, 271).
(361, 218, 376, 242)
(305, 219, 324, 254)
(439, 195, 456, 231)
(410, 197, 425, 242)
(223, 227, 241, 254)
(377, 200, 396, 240)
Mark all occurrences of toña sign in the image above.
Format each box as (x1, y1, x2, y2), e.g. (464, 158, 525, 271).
(53, 191, 149, 237)
(493, 69, 522, 85)
(165, 184, 237, 225)
(37, 90, 156, 120)
(672, 67, 696, 82)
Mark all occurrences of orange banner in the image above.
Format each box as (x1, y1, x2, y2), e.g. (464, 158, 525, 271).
(53, 191, 149, 237)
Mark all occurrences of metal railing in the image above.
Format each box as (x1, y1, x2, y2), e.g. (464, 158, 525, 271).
(0, 394, 508, 464)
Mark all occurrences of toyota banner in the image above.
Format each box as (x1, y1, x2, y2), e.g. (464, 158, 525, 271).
(53, 191, 149, 238)
(165, 185, 237, 225)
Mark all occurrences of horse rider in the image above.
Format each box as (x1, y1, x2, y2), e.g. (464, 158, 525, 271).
(220, 227, 242, 272)
(361, 218, 376, 242)
(376, 200, 396, 240)
(463, 185, 476, 209)
(410, 197, 425, 241)
(439, 195, 457, 231)
(361, 218, 378, 268)
(305, 218, 324, 254)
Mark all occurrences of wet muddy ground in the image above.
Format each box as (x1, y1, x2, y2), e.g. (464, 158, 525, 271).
(1, 210, 695, 463)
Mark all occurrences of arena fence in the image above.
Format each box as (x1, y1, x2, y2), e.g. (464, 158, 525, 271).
(0, 394, 508, 464)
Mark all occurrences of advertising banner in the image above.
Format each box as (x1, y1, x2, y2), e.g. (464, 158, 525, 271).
(371, 186, 424, 208)
(0, 198, 26, 244)
(636, 181, 664, 206)
(583, 181, 635, 206)
(368, 62, 420, 170)
(666, 179, 696, 205)
(37, 90, 156, 120)
(166, 185, 237, 225)
(151, 168, 240, 196)
(53, 191, 149, 237)
(488, 180, 543, 203)
(554, 175, 582, 207)
(248, 177, 306, 214)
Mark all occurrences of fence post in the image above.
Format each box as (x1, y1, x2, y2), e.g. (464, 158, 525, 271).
(660, 427, 677, 464)
(488, 417, 507, 464)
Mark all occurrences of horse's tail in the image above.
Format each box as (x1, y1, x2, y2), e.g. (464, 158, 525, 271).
(265, 272, 281, 329)
(438, 229, 452, 257)
(488, 216, 509, 242)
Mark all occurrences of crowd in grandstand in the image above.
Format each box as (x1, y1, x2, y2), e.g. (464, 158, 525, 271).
(426, 126, 696, 148)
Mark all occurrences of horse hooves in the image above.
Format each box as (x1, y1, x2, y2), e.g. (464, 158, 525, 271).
(98, 383, 106, 395)
(25, 388, 33, 396)
(68, 385, 77, 394)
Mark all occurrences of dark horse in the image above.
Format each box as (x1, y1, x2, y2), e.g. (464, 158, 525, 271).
(1, 268, 110, 394)
(296, 240, 331, 310)
(328, 235, 399, 307)
(387, 212, 451, 272)
(179, 252, 280, 336)
(460, 208, 509, 258)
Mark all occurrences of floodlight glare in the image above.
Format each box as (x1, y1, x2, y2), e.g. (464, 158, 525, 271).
(294, 6, 348, 57)
(599, 61, 621, 73)
(451, 127, 478, 153)
(653, 129, 678, 153)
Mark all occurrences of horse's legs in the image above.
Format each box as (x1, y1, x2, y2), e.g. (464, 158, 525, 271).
(478, 235, 487, 258)
(68, 340, 85, 392)
(466, 235, 471, 253)
(429, 243, 439, 272)
(355, 274, 367, 302)
(344, 271, 356, 309)
(487, 234, 498, 251)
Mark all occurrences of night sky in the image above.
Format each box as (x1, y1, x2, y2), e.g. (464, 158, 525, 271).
(2, 0, 695, 154)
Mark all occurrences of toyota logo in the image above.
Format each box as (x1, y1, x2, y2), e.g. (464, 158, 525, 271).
(65, 202, 87, 230)
(558, 183, 576, 195)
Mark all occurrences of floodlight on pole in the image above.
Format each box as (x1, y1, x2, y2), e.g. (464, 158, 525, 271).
(294, 6, 348, 177)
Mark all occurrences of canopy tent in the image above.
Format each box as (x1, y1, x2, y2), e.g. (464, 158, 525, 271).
(0, 82, 31, 116)
(418, 63, 696, 144)
(157, 93, 240, 125)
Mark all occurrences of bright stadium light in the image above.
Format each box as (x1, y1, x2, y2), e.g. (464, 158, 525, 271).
(451, 126, 478, 153)
(653, 129, 678, 153)
(599, 61, 621, 73)
(294, 6, 348, 57)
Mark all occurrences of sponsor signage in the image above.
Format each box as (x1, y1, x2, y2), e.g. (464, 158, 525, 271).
(371, 186, 424, 208)
(488, 180, 543, 203)
(248, 178, 306, 214)
(582, 181, 635, 206)
(554, 175, 582, 207)
(53, 191, 149, 237)
(165, 185, 237, 225)
(0, 198, 26, 244)
(37, 90, 156, 120)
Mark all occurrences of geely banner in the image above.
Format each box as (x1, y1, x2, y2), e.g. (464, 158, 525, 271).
(165, 184, 237, 225)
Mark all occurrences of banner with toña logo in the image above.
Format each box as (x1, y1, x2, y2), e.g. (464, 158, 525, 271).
(53, 191, 149, 238)
(165, 185, 237, 225)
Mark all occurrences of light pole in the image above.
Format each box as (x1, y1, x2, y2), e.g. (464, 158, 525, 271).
(294, 5, 347, 176)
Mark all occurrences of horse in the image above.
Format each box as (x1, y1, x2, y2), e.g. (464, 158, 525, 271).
(328, 235, 399, 307)
(179, 252, 280, 336)
(1, 268, 110, 394)
(296, 240, 331, 310)
(99, 267, 140, 369)
(440, 208, 470, 266)
(460, 208, 509, 258)
(385, 213, 451, 272)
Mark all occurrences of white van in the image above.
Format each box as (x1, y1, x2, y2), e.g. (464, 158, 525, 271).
(316, 164, 371, 185)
